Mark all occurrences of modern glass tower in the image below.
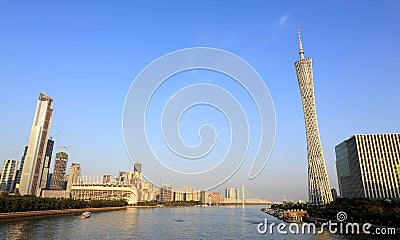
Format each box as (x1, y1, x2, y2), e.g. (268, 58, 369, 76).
(336, 134, 400, 199)
(294, 28, 333, 205)
(19, 92, 54, 196)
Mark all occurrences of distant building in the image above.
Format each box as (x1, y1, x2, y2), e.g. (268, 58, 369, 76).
(137, 181, 156, 201)
(209, 192, 223, 204)
(70, 182, 138, 205)
(14, 146, 28, 192)
(102, 174, 112, 183)
(174, 190, 185, 202)
(0, 160, 18, 193)
(118, 171, 134, 186)
(178, 186, 200, 202)
(225, 188, 236, 199)
(335, 134, 400, 199)
(40, 139, 54, 190)
(19, 92, 54, 196)
(133, 162, 142, 184)
(66, 163, 81, 192)
(50, 152, 68, 190)
(159, 185, 173, 202)
(200, 190, 211, 205)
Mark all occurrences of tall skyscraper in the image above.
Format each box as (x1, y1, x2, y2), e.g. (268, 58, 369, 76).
(14, 146, 28, 192)
(66, 163, 81, 192)
(40, 139, 54, 189)
(336, 134, 400, 199)
(50, 152, 68, 190)
(0, 159, 18, 193)
(294, 28, 333, 205)
(19, 92, 54, 196)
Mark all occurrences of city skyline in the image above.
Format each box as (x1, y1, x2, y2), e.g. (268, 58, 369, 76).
(1, 1, 400, 201)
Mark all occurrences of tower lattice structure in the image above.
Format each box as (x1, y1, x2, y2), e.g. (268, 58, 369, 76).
(294, 28, 333, 205)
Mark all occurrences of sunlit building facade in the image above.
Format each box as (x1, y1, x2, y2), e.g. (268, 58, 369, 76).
(336, 134, 400, 199)
(0, 159, 18, 193)
(66, 163, 81, 192)
(225, 188, 236, 199)
(294, 29, 333, 205)
(19, 92, 54, 196)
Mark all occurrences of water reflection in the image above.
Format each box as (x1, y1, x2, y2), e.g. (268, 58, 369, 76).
(0, 207, 397, 239)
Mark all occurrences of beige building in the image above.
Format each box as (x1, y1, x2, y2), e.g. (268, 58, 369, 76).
(200, 190, 211, 205)
(336, 134, 400, 199)
(137, 181, 157, 201)
(174, 190, 185, 202)
(0, 159, 18, 193)
(66, 163, 81, 192)
(20, 93, 54, 196)
(70, 182, 138, 205)
(225, 188, 236, 199)
(159, 185, 173, 202)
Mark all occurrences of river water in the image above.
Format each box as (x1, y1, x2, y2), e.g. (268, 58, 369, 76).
(0, 206, 395, 239)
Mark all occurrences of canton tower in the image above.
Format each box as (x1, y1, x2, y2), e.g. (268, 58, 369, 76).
(294, 28, 333, 205)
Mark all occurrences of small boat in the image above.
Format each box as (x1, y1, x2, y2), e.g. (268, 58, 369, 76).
(80, 211, 91, 219)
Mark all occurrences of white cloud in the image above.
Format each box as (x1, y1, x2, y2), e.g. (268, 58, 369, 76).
(279, 15, 288, 27)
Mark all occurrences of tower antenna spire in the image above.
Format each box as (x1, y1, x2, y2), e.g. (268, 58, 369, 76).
(298, 27, 305, 60)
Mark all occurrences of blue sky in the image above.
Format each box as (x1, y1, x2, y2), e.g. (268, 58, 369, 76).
(0, 1, 399, 201)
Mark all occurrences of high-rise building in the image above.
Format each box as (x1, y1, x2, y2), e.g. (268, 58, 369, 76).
(200, 190, 211, 205)
(0, 160, 18, 193)
(19, 92, 54, 196)
(66, 163, 81, 192)
(133, 161, 142, 183)
(159, 185, 173, 202)
(335, 134, 400, 199)
(14, 146, 28, 192)
(294, 28, 333, 205)
(50, 152, 68, 190)
(40, 139, 54, 190)
(225, 187, 236, 199)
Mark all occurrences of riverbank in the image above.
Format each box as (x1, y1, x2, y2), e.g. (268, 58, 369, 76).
(0, 206, 127, 221)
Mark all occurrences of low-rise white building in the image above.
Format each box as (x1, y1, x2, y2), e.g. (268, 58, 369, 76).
(71, 182, 138, 205)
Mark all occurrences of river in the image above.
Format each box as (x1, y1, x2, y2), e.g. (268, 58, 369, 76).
(0, 206, 395, 239)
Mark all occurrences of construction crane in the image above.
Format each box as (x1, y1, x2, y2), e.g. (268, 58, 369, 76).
(55, 146, 72, 153)
(49, 131, 61, 141)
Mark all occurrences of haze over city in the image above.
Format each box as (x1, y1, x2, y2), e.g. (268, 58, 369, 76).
(1, 1, 399, 202)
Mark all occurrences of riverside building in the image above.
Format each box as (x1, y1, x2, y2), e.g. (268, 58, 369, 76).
(19, 93, 54, 196)
(335, 134, 400, 199)
(0, 159, 18, 193)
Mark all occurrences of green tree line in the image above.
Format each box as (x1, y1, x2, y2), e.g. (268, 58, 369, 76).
(0, 194, 127, 212)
